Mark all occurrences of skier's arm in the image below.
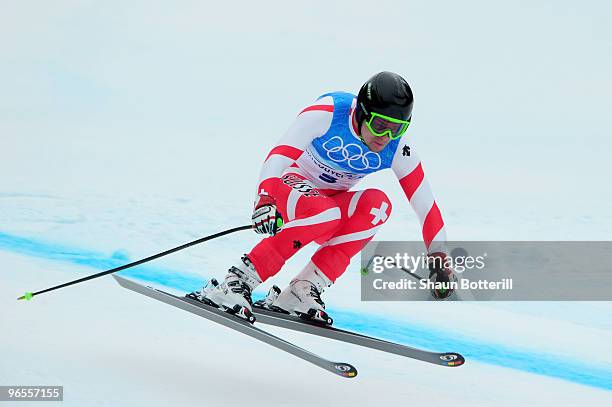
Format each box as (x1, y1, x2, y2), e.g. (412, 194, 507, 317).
(391, 144, 448, 255)
(255, 99, 333, 199)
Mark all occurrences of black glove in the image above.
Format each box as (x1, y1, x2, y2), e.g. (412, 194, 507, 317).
(428, 252, 457, 300)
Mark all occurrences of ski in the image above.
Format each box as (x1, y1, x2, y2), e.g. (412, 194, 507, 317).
(112, 275, 357, 378)
(246, 306, 464, 367)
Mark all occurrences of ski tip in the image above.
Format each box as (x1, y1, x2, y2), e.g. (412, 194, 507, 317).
(439, 353, 465, 367)
(17, 292, 33, 301)
(332, 363, 358, 378)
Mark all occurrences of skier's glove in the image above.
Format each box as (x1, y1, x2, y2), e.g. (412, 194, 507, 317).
(428, 252, 457, 300)
(252, 194, 284, 236)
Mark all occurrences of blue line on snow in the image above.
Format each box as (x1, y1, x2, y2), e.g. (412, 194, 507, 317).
(1, 231, 611, 391)
(0, 232, 205, 292)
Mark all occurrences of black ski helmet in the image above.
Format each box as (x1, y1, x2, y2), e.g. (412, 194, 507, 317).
(355, 71, 414, 132)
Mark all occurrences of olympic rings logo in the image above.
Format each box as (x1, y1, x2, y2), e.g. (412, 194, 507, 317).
(322, 136, 382, 171)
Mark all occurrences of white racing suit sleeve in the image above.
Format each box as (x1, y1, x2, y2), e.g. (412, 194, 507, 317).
(391, 143, 448, 255)
(255, 99, 334, 200)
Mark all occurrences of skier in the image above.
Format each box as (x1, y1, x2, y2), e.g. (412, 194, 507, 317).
(190, 71, 457, 323)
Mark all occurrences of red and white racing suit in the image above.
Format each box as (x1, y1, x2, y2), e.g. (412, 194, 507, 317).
(247, 92, 447, 284)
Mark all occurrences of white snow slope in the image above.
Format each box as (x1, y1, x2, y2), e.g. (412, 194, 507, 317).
(2, 1, 612, 406)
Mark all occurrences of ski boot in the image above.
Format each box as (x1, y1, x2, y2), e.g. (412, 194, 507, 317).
(272, 262, 334, 326)
(187, 255, 261, 324)
(253, 285, 281, 310)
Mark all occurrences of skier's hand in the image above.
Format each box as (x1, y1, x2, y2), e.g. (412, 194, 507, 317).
(252, 194, 284, 236)
(428, 252, 457, 300)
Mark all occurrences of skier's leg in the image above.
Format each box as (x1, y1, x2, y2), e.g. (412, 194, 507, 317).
(311, 188, 393, 282)
(193, 172, 341, 317)
(247, 173, 342, 282)
(272, 189, 392, 321)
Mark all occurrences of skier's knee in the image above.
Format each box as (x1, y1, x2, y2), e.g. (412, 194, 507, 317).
(299, 199, 342, 231)
(358, 189, 392, 224)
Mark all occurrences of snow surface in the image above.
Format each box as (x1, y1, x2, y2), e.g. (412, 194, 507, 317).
(2, 1, 612, 405)
(2, 250, 611, 406)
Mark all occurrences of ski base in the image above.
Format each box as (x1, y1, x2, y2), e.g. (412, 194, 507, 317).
(185, 294, 464, 367)
(249, 302, 465, 367)
(113, 275, 357, 378)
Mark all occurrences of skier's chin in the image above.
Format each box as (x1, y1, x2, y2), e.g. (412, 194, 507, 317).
(367, 141, 387, 152)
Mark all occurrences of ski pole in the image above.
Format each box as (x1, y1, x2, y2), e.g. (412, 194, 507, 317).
(398, 265, 427, 282)
(17, 224, 252, 301)
(362, 254, 426, 281)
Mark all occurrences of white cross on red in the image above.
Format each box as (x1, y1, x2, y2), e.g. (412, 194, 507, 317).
(370, 202, 389, 225)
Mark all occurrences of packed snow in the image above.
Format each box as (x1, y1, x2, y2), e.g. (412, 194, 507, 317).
(1, 1, 611, 405)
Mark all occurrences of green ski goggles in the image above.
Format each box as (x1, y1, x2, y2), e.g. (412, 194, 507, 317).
(364, 112, 411, 140)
